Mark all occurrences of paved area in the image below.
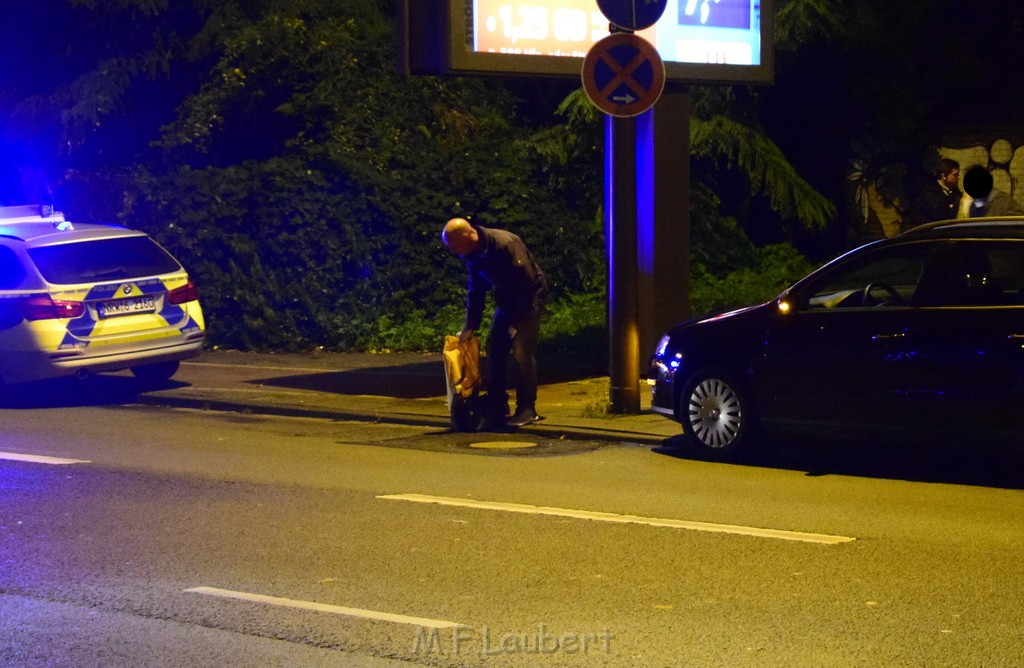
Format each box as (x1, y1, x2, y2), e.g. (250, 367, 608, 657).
(133, 350, 682, 446)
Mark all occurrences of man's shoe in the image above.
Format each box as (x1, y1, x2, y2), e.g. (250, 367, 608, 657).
(508, 407, 541, 427)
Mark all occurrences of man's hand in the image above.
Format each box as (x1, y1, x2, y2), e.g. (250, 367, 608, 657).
(459, 328, 476, 345)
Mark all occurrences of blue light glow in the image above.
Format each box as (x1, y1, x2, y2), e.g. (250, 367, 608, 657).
(636, 109, 655, 278)
(0, 141, 57, 207)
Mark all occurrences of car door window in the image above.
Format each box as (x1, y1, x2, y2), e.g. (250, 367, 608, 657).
(803, 244, 935, 310)
(925, 242, 1024, 307)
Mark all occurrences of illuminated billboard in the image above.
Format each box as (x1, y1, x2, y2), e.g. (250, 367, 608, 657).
(445, 0, 771, 83)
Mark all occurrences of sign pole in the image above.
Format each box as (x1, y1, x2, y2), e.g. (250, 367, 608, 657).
(606, 113, 641, 413)
(585, 2, 668, 415)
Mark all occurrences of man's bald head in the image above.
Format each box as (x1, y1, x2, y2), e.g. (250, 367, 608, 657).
(442, 218, 480, 256)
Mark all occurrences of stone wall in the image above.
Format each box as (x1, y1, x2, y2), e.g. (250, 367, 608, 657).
(845, 130, 1024, 246)
(941, 137, 1024, 214)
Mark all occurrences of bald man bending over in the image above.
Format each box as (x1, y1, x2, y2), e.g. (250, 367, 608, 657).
(442, 217, 548, 427)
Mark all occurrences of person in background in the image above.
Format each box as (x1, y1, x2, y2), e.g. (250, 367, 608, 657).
(915, 158, 961, 225)
(961, 165, 1024, 218)
(442, 217, 548, 427)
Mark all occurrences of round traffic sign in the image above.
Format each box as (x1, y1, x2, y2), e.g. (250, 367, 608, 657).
(596, 0, 669, 32)
(581, 33, 666, 117)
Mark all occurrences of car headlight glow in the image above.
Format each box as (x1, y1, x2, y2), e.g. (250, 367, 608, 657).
(655, 334, 671, 358)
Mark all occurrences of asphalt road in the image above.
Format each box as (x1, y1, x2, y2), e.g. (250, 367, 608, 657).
(3, 400, 1024, 666)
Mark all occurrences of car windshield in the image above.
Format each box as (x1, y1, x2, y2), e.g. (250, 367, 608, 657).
(28, 236, 181, 284)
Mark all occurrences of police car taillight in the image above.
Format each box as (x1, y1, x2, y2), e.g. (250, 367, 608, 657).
(19, 295, 85, 321)
(166, 279, 198, 304)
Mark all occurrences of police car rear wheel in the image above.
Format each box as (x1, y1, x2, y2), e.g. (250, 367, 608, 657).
(131, 361, 180, 383)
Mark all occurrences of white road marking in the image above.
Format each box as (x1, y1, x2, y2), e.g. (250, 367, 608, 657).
(378, 493, 856, 545)
(171, 386, 311, 396)
(166, 406, 346, 424)
(184, 361, 438, 376)
(184, 586, 461, 628)
(184, 361, 337, 373)
(0, 452, 91, 465)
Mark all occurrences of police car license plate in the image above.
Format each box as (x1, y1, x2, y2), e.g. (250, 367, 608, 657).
(98, 295, 156, 318)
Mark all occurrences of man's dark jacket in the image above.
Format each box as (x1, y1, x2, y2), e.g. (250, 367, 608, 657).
(915, 180, 961, 224)
(463, 226, 547, 331)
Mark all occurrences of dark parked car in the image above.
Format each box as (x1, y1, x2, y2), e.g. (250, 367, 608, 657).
(648, 217, 1024, 458)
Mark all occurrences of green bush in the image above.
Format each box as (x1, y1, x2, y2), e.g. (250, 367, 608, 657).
(690, 242, 816, 316)
(355, 291, 606, 354)
(349, 246, 816, 353)
(361, 304, 466, 353)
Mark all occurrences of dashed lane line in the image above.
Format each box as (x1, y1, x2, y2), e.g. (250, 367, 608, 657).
(184, 586, 461, 629)
(378, 493, 856, 545)
(0, 451, 91, 465)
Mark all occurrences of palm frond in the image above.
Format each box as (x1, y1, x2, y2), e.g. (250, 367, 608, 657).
(775, 0, 877, 51)
(691, 114, 835, 229)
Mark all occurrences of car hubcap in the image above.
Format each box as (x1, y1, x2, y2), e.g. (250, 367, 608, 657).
(688, 378, 742, 449)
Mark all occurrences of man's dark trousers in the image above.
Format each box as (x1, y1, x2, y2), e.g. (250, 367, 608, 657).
(486, 305, 542, 412)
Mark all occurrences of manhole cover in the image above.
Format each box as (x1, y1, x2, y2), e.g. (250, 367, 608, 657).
(468, 440, 539, 450)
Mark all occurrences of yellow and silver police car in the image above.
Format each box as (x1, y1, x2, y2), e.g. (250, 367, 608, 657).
(0, 204, 205, 384)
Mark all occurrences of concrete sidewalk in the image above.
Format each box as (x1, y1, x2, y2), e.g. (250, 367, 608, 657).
(136, 350, 681, 446)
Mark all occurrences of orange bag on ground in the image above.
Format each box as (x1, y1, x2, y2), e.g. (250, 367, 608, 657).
(443, 334, 490, 432)
(443, 334, 481, 407)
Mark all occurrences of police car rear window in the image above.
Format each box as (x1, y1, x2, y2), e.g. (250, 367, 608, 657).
(27, 236, 181, 284)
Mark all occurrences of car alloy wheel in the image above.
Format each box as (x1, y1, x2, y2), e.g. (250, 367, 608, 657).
(683, 370, 746, 454)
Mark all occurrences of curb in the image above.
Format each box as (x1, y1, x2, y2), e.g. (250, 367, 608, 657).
(134, 394, 670, 447)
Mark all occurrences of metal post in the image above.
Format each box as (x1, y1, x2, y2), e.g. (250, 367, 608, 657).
(638, 88, 691, 362)
(606, 114, 641, 413)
